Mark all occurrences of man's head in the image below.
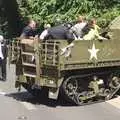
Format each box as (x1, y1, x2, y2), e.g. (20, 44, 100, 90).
(77, 15, 85, 23)
(44, 24, 51, 29)
(28, 19, 36, 29)
(88, 18, 97, 29)
(90, 19, 97, 25)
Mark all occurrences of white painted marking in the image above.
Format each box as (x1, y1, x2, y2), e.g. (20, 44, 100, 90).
(106, 96, 120, 109)
(0, 91, 6, 95)
(17, 115, 27, 120)
(20, 102, 37, 110)
(88, 43, 99, 60)
(0, 89, 6, 95)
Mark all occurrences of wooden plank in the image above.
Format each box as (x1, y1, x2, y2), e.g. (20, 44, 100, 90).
(34, 38, 41, 85)
(23, 72, 36, 78)
(20, 39, 34, 46)
(22, 62, 36, 67)
(22, 52, 34, 56)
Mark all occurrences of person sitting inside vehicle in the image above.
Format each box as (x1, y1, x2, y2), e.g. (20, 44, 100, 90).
(82, 19, 108, 40)
(71, 15, 87, 40)
(20, 19, 37, 39)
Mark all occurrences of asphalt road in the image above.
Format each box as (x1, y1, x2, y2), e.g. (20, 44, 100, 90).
(0, 64, 120, 120)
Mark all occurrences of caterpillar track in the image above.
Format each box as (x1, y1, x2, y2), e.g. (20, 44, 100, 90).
(62, 72, 120, 105)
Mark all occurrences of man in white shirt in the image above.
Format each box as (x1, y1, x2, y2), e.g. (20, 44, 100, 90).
(0, 35, 7, 81)
(71, 16, 87, 40)
(0, 35, 4, 59)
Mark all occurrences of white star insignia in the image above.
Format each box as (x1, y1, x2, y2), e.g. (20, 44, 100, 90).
(88, 43, 99, 60)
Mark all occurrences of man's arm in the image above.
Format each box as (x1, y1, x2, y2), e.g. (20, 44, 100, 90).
(39, 29, 48, 40)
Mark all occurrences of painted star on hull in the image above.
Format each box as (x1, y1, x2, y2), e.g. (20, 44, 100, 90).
(88, 43, 99, 60)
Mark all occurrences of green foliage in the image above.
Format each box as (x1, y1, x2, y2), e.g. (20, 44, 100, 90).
(0, 5, 8, 37)
(17, 0, 120, 27)
(12, 0, 120, 28)
(0, 0, 119, 37)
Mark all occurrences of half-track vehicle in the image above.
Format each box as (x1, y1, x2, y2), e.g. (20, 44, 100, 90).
(9, 16, 120, 105)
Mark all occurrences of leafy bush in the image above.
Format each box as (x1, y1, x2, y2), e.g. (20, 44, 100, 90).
(17, 0, 120, 28)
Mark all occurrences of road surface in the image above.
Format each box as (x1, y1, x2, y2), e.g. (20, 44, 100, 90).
(0, 64, 120, 120)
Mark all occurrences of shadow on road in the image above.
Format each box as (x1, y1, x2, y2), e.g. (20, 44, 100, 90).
(5, 91, 76, 107)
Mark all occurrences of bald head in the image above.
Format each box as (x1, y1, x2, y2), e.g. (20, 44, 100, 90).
(44, 24, 51, 29)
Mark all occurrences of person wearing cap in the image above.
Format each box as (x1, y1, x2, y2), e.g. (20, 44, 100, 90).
(0, 35, 7, 81)
(20, 19, 37, 38)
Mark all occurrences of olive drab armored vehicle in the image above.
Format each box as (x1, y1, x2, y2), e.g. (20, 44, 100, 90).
(9, 16, 120, 105)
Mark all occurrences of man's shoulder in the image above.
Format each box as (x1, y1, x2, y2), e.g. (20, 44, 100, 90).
(24, 26, 31, 30)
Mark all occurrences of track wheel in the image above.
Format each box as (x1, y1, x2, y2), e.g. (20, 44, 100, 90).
(62, 76, 78, 103)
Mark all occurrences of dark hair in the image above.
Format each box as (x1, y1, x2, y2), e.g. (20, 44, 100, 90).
(82, 23, 91, 36)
